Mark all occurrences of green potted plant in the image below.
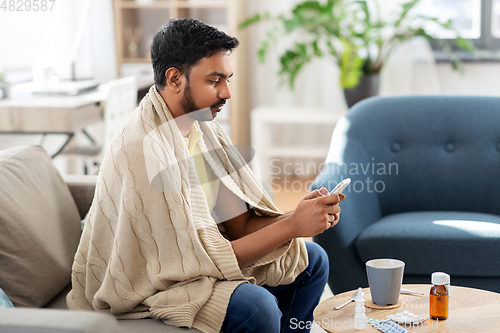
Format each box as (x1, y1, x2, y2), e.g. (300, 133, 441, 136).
(240, 0, 474, 107)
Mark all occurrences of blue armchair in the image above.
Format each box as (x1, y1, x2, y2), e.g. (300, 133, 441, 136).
(311, 96, 500, 295)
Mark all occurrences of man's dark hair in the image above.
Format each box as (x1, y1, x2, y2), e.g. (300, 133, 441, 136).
(151, 18, 239, 90)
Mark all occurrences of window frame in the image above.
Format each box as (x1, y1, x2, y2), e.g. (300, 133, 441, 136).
(479, 0, 500, 49)
(420, 0, 500, 51)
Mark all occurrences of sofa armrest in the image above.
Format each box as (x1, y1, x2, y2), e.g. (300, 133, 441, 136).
(63, 175, 98, 220)
(0, 308, 120, 333)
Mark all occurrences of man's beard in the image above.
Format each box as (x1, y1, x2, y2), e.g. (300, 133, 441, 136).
(181, 81, 225, 122)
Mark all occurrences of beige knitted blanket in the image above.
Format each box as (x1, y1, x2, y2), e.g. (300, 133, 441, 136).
(67, 86, 308, 333)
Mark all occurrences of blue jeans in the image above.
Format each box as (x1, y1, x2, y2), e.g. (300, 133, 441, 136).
(221, 241, 329, 333)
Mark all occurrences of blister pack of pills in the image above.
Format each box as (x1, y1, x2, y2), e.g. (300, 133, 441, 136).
(386, 311, 428, 325)
(367, 319, 408, 333)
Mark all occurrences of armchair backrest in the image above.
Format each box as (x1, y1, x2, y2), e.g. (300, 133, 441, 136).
(322, 95, 500, 217)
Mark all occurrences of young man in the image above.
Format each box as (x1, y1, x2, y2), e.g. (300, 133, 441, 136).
(67, 18, 344, 333)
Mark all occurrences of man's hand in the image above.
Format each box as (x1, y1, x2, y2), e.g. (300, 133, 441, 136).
(288, 187, 345, 238)
(221, 185, 345, 269)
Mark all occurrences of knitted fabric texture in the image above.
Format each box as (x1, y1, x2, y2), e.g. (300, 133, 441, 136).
(67, 86, 308, 333)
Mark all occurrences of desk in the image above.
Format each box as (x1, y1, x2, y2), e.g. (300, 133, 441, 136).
(314, 285, 500, 332)
(0, 77, 153, 162)
(0, 78, 152, 159)
(0, 89, 104, 157)
(0, 90, 104, 133)
(0, 77, 154, 132)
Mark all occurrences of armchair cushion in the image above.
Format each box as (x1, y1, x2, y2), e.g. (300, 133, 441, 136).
(356, 211, 500, 277)
(0, 146, 81, 307)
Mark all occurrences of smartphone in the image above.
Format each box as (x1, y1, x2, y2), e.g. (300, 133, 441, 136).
(329, 178, 351, 195)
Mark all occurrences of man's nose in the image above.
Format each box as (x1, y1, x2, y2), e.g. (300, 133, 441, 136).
(219, 81, 232, 100)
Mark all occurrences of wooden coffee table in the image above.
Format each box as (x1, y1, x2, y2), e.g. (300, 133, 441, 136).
(314, 284, 500, 332)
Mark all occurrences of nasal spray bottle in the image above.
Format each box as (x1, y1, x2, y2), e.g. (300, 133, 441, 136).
(354, 287, 367, 330)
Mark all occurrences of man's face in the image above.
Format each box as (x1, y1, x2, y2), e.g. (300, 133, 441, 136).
(179, 50, 233, 122)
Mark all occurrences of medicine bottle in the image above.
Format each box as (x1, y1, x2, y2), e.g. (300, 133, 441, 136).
(429, 272, 449, 320)
(354, 287, 366, 330)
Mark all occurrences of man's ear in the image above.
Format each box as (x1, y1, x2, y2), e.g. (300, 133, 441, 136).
(165, 67, 183, 93)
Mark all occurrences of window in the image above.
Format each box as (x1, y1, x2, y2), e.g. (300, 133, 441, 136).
(492, 0, 500, 37)
(414, 0, 500, 50)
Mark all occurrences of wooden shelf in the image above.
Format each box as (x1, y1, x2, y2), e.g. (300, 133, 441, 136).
(175, 1, 227, 9)
(113, 0, 231, 70)
(118, 1, 227, 9)
(119, 57, 151, 63)
(120, 1, 172, 8)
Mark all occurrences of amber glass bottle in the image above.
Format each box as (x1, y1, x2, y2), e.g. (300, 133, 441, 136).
(430, 272, 449, 320)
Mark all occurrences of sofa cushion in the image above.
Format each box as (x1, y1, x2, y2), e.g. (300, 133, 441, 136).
(0, 145, 82, 307)
(43, 286, 203, 332)
(356, 211, 500, 277)
(44, 284, 71, 309)
(0, 308, 121, 333)
(118, 319, 202, 332)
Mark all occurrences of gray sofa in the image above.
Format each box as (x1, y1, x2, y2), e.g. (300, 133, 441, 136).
(0, 145, 200, 332)
(311, 96, 500, 295)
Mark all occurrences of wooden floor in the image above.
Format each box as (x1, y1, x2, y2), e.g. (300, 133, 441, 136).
(271, 176, 314, 213)
(271, 176, 315, 242)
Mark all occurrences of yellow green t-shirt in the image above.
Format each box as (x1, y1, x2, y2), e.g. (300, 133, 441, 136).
(184, 123, 220, 212)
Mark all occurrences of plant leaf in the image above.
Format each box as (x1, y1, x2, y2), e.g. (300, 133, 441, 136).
(339, 39, 364, 89)
(356, 0, 370, 25)
(278, 43, 313, 89)
(456, 37, 474, 52)
(312, 40, 323, 57)
(394, 0, 420, 27)
(257, 41, 269, 63)
(239, 13, 264, 30)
